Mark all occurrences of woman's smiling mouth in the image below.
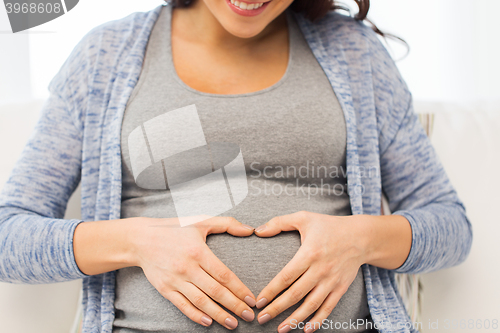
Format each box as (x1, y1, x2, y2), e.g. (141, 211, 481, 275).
(226, 0, 271, 16)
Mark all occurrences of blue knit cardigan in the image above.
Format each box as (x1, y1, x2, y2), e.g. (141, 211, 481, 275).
(0, 4, 472, 333)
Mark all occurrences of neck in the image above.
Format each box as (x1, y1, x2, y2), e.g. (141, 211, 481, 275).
(172, 0, 287, 51)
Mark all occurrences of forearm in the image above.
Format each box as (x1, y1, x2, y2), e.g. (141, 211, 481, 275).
(355, 214, 412, 270)
(393, 204, 472, 273)
(0, 211, 88, 283)
(73, 217, 138, 275)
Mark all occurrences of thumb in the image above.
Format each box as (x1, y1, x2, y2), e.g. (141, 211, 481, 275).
(254, 214, 299, 238)
(204, 216, 254, 237)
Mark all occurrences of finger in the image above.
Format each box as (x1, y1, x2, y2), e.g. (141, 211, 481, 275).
(204, 216, 254, 237)
(164, 290, 213, 327)
(256, 249, 310, 309)
(182, 281, 240, 330)
(255, 211, 308, 237)
(199, 248, 256, 307)
(257, 269, 317, 324)
(302, 289, 345, 333)
(190, 270, 255, 322)
(276, 284, 331, 333)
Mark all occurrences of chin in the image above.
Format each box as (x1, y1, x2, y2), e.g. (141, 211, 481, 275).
(207, 0, 284, 39)
(223, 23, 266, 38)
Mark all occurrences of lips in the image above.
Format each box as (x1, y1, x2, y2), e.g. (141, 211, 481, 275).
(226, 0, 271, 17)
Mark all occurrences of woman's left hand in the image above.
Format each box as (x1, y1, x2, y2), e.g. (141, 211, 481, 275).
(253, 211, 368, 333)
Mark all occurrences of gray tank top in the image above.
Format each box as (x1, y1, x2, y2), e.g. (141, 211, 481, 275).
(114, 4, 371, 332)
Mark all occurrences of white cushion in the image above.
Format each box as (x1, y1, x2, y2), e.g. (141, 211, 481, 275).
(0, 100, 82, 333)
(415, 101, 500, 326)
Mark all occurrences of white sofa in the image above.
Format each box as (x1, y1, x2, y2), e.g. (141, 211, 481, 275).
(0, 100, 82, 333)
(414, 101, 500, 331)
(0, 100, 498, 332)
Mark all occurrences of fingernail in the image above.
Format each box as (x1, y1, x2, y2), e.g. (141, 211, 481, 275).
(279, 324, 291, 333)
(241, 309, 254, 321)
(258, 313, 271, 324)
(256, 297, 268, 309)
(255, 225, 267, 233)
(244, 295, 256, 307)
(242, 224, 254, 231)
(225, 317, 238, 329)
(201, 315, 212, 326)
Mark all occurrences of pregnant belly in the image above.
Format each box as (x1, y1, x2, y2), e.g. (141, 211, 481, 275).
(114, 226, 369, 333)
(206, 230, 302, 298)
(114, 193, 369, 332)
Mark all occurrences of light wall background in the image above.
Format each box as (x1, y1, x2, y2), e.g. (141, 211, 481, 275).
(2, 0, 500, 104)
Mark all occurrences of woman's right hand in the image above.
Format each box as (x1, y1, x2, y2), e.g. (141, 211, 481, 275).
(74, 215, 256, 329)
(127, 215, 256, 329)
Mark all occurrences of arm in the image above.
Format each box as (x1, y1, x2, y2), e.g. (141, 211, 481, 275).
(357, 214, 412, 270)
(249, 20, 473, 332)
(0, 91, 88, 283)
(72, 218, 133, 275)
(379, 96, 473, 274)
(0, 13, 128, 284)
(73, 215, 258, 329)
(357, 13, 474, 273)
(0, 98, 258, 326)
(0, 9, 102, 283)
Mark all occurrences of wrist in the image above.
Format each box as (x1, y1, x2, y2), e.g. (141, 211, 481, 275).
(121, 217, 142, 268)
(353, 214, 412, 270)
(348, 215, 376, 266)
(73, 218, 139, 275)
(125, 217, 166, 268)
(356, 214, 382, 266)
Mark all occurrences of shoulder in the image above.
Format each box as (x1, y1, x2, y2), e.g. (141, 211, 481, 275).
(48, 6, 161, 95)
(298, 10, 412, 147)
(296, 9, 403, 83)
(47, 6, 162, 127)
(80, 8, 159, 53)
(70, 7, 160, 60)
(306, 11, 381, 48)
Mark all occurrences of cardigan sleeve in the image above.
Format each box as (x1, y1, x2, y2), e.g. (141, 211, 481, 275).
(356, 22, 474, 274)
(379, 92, 473, 274)
(0, 21, 101, 283)
(0, 8, 159, 284)
(332, 16, 472, 274)
(0, 89, 90, 283)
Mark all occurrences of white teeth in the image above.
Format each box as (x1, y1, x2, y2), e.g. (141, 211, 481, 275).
(232, 0, 265, 10)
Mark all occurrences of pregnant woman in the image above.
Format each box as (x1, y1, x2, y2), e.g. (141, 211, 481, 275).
(0, 0, 472, 333)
